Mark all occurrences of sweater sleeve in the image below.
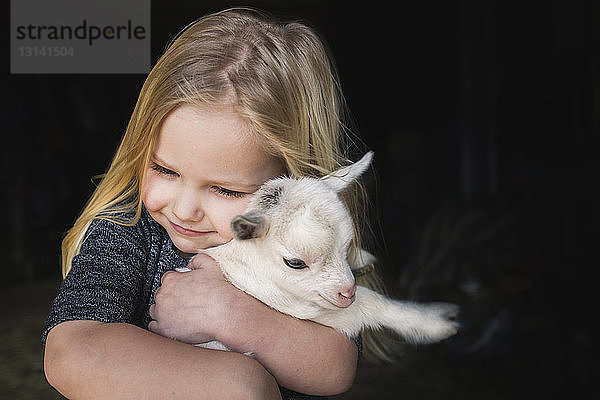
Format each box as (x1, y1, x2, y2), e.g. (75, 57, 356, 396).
(42, 218, 149, 345)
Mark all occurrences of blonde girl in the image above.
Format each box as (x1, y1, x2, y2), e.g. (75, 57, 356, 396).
(43, 8, 376, 399)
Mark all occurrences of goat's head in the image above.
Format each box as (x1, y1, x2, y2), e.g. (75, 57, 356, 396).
(230, 152, 374, 310)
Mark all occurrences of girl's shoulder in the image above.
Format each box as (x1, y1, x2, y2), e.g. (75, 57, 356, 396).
(81, 204, 165, 255)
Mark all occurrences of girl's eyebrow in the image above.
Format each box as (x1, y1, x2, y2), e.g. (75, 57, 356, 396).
(150, 153, 263, 192)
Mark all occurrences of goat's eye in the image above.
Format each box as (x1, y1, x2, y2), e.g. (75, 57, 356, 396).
(283, 258, 308, 270)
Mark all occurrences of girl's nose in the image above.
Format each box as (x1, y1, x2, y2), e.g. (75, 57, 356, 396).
(172, 188, 205, 222)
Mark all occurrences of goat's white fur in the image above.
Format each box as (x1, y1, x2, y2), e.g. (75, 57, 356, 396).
(178, 152, 458, 352)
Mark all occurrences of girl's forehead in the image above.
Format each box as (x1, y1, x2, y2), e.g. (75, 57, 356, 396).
(154, 104, 283, 186)
(158, 104, 255, 149)
(165, 103, 249, 132)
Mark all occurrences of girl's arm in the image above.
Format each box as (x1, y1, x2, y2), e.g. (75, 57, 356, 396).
(217, 285, 359, 395)
(44, 320, 282, 400)
(149, 255, 358, 396)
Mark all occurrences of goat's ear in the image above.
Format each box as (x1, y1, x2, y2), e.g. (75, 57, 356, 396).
(320, 151, 374, 193)
(231, 211, 269, 240)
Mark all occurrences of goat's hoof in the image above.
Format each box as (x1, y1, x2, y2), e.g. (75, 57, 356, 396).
(420, 303, 460, 342)
(429, 302, 460, 320)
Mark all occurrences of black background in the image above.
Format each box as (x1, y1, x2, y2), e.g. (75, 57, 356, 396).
(1, 0, 598, 397)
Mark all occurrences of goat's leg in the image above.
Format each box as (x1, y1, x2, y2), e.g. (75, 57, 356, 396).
(353, 287, 459, 344)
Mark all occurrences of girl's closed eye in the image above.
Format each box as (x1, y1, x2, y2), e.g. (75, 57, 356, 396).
(211, 186, 246, 199)
(151, 160, 246, 198)
(151, 161, 179, 177)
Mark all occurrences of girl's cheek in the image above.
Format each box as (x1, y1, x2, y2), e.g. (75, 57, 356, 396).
(219, 198, 253, 239)
(142, 175, 167, 212)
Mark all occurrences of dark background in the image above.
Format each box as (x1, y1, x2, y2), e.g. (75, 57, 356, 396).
(1, 0, 598, 398)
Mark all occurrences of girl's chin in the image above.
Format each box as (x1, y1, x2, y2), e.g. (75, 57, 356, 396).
(173, 242, 203, 254)
(171, 236, 224, 254)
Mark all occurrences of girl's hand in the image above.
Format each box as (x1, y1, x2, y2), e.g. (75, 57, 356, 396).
(149, 254, 358, 394)
(148, 253, 239, 344)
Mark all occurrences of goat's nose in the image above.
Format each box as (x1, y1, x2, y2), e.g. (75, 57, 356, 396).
(338, 285, 356, 304)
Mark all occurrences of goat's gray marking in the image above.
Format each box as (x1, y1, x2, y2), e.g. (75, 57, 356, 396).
(258, 186, 282, 209)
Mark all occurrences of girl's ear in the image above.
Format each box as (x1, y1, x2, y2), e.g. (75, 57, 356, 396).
(231, 211, 269, 240)
(320, 151, 374, 193)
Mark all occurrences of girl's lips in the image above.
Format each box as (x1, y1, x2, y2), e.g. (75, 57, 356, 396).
(170, 222, 210, 237)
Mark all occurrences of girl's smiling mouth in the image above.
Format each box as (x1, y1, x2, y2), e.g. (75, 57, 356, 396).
(170, 222, 211, 237)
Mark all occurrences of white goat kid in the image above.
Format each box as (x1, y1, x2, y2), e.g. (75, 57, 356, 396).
(179, 152, 458, 352)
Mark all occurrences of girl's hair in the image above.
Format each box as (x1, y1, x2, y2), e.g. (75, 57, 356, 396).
(61, 7, 388, 358)
(62, 7, 367, 275)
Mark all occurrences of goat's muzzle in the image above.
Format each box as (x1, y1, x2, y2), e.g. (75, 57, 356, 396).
(335, 285, 357, 308)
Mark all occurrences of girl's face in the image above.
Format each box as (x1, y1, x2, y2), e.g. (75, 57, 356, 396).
(143, 104, 284, 253)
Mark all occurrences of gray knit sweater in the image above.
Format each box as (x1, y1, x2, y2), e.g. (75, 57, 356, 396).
(42, 206, 330, 399)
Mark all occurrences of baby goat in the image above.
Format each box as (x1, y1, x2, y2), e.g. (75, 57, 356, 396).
(181, 152, 458, 351)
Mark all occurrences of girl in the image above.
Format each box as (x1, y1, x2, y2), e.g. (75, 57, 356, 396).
(43, 8, 373, 399)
